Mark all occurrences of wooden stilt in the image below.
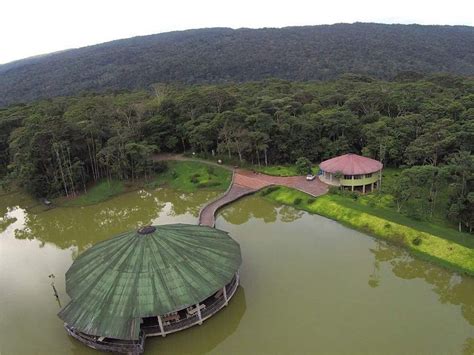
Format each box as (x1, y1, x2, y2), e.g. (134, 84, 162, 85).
(196, 304, 203, 325)
(157, 315, 166, 337)
(223, 286, 228, 306)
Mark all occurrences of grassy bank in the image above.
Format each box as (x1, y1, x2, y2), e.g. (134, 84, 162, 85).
(57, 161, 232, 207)
(149, 161, 232, 192)
(255, 164, 319, 176)
(0, 215, 17, 232)
(60, 180, 126, 207)
(364, 168, 456, 230)
(262, 186, 474, 276)
(257, 166, 462, 234)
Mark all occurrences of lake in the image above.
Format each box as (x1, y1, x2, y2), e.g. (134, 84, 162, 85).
(1, 188, 473, 354)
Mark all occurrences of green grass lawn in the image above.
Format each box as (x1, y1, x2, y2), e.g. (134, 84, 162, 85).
(255, 164, 319, 176)
(354, 168, 462, 232)
(54, 161, 231, 207)
(149, 161, 232, 192)
(61, 180, 125, 207)
(262, 186, 474, 276)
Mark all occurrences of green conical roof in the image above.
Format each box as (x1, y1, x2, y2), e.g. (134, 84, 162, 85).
(58, 224, 241, 340)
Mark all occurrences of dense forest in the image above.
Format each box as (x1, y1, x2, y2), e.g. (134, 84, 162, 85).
(1, 23, 474, 106)
(0, 74, 473, 231)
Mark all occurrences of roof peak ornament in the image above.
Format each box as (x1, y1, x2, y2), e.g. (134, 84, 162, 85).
(137, 225, 156, 235)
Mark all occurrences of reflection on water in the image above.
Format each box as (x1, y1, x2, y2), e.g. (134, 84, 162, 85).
(464, 338, 474, 355)
(371, 240, 474, 327)
(220, 196, 304, 225)
(1, 189, 219, 252)
(1, 190, 474, 355)
(146, 287, 247, 354)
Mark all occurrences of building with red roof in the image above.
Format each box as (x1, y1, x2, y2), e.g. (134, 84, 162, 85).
(319, 153, 383, 193)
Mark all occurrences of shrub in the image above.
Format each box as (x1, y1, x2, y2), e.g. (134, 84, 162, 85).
(0, 178, 11, 192)
(412, 236, 422, 246)
(328, 186, 341, 195)
(261, 186, 280, 196)
(171, 170, 178, 179)
(268, 186, 280, 193)
(294, 197, 302, 205)
(406, 207, 423, 220)
(152, 161, 168, 173)
(384, 222, 392, 229)
(391, 232, 406, 245)
(307, 197, 316, 204)
(349, 192, 359, 200)
(295, 157, 312, 175)
(206, 166, 215, 175)
(190, 176, 199, 184)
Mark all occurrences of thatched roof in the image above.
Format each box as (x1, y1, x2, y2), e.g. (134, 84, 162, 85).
(58, 224, 241, 340)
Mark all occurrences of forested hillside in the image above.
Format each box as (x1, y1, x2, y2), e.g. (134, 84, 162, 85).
(1, 23, 474, 106)
(0, 75, 473, 231)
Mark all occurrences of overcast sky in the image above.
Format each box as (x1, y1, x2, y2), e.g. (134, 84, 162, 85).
(1, 0, 473, 64)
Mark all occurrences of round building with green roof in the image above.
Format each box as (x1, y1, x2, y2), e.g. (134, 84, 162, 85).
(58, 224, 242, 354)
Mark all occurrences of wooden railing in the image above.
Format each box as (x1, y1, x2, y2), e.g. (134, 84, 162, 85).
(141, 273, 239, 337)
(198, 169, 235, 226)
(65, 324, 145, 353)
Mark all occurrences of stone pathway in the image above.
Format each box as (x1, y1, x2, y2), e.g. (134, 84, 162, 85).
(199, 169, 328, 227)
(153, 154, 329, 227)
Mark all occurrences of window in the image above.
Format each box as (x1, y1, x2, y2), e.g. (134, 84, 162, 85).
(343, 175, 352, 180)
(365, 173, 372, 178)
(354, 175, 363, 180)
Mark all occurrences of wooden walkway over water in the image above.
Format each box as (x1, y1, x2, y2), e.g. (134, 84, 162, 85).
(152, 154, 329, 228)
(198, 169, 328, 227)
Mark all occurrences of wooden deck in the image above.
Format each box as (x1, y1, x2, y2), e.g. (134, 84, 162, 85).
(199, 169, 329, 227)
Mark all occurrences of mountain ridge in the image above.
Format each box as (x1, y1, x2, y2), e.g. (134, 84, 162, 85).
(1, 22, 474, 106)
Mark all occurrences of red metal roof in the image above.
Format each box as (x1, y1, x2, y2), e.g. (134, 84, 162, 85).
(320, 154, 383, 175)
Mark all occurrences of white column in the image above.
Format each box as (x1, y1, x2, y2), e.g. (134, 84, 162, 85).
(157, 315, 166, 337)
(371, 182, 374, 191)
(363, 184, 366, 194)
(223, 286, 228, 306)
(351, 175, 354, 192)
(379, 170, 382, 189)
(196, 304, 203, 325)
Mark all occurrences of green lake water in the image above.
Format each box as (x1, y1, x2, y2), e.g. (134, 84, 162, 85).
(0, 188, 473, 354)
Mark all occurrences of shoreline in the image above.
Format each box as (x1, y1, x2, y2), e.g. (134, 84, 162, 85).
(261, 186, 474, 277)
(6, 158, 472, 276)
